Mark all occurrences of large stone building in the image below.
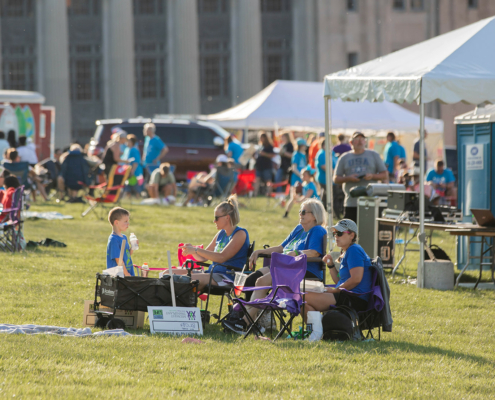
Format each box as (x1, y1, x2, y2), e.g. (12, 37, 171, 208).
(1, 0, 494, 147)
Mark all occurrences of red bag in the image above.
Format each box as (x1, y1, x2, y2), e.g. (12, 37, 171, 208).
(178, 243, 204, 270)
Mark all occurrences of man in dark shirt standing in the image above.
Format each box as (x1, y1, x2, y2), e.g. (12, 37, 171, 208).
(332, 134, 352, 157)
(413, 129, 428, 169)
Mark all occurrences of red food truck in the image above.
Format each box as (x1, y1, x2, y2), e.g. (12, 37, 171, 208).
(0, 90, 55, 160)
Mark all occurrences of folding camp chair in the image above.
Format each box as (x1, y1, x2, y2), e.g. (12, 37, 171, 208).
(193, 241, 255, 323)
(81, 164, 131, 219)
(234, 252, 307, 341)
(326, 257, 392, 341)
(206, 166, 236, 206)
(0, 186, 25, 253)
(234, 170, 255, 196)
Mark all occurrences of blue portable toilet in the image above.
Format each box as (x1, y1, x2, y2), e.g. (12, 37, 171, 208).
(455, 104, 495, 270)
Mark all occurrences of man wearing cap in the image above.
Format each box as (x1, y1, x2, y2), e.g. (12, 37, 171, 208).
(334, 132, 388, 223)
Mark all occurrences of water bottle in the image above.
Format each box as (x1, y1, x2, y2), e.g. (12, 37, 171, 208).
(130, 233, 139, 251)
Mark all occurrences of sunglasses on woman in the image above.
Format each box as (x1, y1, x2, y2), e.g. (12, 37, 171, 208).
(214, 214, 228, 221)
(299, 210, 313, 216)
(333, 230, 351, 237)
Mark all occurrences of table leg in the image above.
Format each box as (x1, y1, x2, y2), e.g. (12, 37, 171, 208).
(474, 237, 484, 290)
(392, 227, 408, 278)
(455, 236, 471, 288)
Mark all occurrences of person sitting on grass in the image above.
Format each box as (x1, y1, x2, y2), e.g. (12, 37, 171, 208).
(182, 170, 215, 207)
(303, 219, 373, 341)
(0, 176, 20, 222)
(3, 148, 48, 201)
(179, 194, 250, 292)
(107, 207, 135, 277)
(223, 198, 326, 335)
(146, 162, 177, 205)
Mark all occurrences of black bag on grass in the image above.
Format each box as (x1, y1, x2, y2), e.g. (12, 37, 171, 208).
(424, 245, 450, 261)
(322, 305, 362, 341)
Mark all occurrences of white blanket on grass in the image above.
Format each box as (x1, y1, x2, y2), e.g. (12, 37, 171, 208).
(23, 211, 74, 220)
(0, 324, 132, 337)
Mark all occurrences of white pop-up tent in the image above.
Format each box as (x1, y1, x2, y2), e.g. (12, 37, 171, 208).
(206, 80, 443, 133)
(323, 16, 495, 282)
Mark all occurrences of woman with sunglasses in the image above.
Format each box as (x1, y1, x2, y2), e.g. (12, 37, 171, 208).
(179, 194, 250, 291)
(302, 219, 373, 334)
(223, 199, 326, 334)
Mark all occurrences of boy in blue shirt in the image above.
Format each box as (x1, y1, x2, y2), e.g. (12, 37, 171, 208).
(106, 207, 135, 276)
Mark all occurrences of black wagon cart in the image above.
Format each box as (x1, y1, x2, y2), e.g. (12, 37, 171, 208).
(93, 272, 199, 330)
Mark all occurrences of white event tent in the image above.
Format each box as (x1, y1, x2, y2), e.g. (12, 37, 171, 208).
(206, 79, 443, 133)
(323, 16, 495, 282)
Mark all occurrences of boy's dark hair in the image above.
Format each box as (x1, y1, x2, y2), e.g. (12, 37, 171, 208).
(108, 207, 130, 225)
(19, 136, 27, 146)
(7, 148, 18, 162)
(0, 131, 4, 139)
(5, 176, 20, 189)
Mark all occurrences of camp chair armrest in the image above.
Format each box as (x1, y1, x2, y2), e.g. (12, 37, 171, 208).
(307, 257, 323, 263)
(106, 184, 125, 191)
(1, 207, 20, 213)
(194, 261, 210, 267)
(88, 182, 107, 189)
(275, 284, 304, 295)
(259, 253, 271, 258)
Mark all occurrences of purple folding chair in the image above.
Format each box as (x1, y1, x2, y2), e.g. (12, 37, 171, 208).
(0, 185, 25, 253)
(234, 252, 307, 341)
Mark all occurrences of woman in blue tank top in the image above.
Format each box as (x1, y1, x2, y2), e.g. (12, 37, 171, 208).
(179, 194, 249, 292)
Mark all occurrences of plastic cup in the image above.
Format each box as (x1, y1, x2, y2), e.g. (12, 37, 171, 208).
(234, 272, 248, 296)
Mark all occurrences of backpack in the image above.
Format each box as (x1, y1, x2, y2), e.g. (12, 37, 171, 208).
(424, 244, 451, 261)
(322, 305, 362, 341)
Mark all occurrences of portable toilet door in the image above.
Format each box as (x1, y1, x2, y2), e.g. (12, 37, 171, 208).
(455, 105, 495, 271)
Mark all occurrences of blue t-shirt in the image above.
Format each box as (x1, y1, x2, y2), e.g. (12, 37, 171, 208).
(384, 141, 401, 173)
(315, 149, 337, 186)
(426, 168, 455, 185)
(337, 244, 372, 301)
(281, 224, 326, 279)
(206, 226, 250, 275)
(303, 181, 320, 200)
(143, 135, 166, 168)
(106, 233, 134, 276)
(290, 151, 307, 186)
(123, 146, 143, 177)
(227, 141, 244, 163)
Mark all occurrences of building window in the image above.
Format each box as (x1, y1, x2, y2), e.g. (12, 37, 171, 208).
(200, 41, 229, 98)
(2, 45, 36, 91)
(197, 0, 228, 14)
(67, 0, 100, 15)
(262, 39, 291, 86)
(260, 0, 291, 12)
(135, 43, 166, 100)
(69, 45, 101, 101)
(132, 0, 164, 15)
(393, 0, 405, 10)
(411, 0, 423, 10)
(348, 52, 358, 68)
(468, 0, 478, 8)
(0, 0, 34, 17)
(347, 0, 358, 11)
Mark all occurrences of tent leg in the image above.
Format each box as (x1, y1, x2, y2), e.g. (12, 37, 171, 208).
(418, 102, 425, 287)
(324, 96, 333, 251)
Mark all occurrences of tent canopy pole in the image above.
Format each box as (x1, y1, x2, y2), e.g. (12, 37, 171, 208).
(324, 97, 333, 251)
(419, 101, 425, 287)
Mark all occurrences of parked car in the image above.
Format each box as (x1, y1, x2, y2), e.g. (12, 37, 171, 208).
(87, 118, 236, 180)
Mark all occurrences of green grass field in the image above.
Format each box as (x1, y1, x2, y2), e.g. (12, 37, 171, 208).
(1, 199, 495, 399)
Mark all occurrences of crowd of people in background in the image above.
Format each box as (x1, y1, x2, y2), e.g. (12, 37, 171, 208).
(0, 123, 458, 220)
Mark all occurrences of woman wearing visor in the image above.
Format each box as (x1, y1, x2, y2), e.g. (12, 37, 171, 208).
(303, 219, 373, 322)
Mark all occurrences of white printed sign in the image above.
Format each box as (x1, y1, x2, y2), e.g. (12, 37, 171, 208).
(466, 144, 483, 170)
(148, 306, 203, 336)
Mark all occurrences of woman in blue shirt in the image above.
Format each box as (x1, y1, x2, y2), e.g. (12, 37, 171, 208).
(283, 138, 308, 218)
(228, 199, 327, 329)
(303, 218, 373, 323)
(179, 194, 250, 292)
